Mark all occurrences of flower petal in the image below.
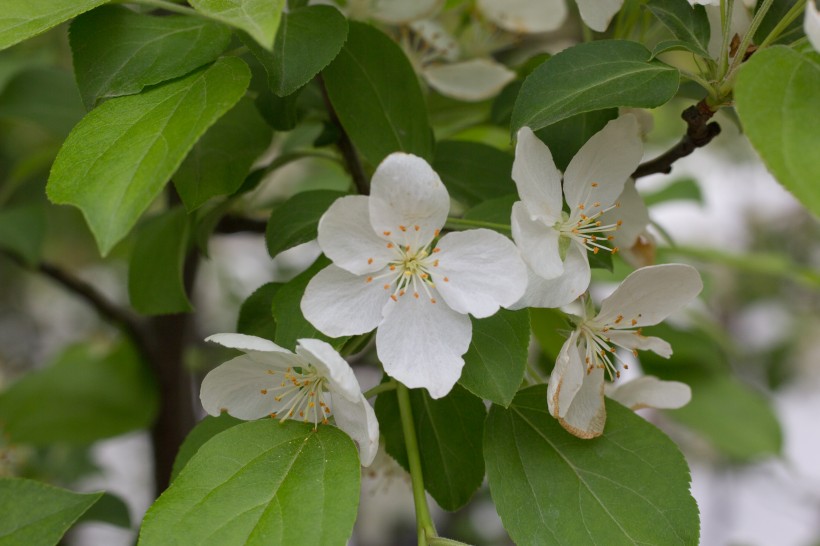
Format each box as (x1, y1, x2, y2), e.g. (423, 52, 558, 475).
(510, 241, 590, 309)
(369, 153, 449, 247)
(370, 0, 442, 24)
(556, 366, 606, 439)
(477, 0, 568, 33)
(205, 333, 291, 354)
(607, 331, 672, 358)
(432, 229, 527, 318)
(318, 195, 395, 275)
(331, 392, 380, 466)
(423, 59, 516, 102)
(512, 127, 563, 224)
(575, 0, 624, 32)
(376, 294, 471, 399)
(296, 338, 361, 401)
(547, 332, 584, 418)
(409, 20, 460, 61)
(607, 376, 691, 411)
(511, 201, 563, 280)
(200, 354, 302, 419)
(595, 264, 703, 328)
(600, 179, 649, 250)
(807, 0, 820, 53)
(563, 115, 643, 217)
(301, 265, 390, 337)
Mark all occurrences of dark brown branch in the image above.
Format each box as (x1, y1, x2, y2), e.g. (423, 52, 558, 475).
(215, 214, 267, 234)
(317, 75, 370, 195)
(632, 99, 721, 179)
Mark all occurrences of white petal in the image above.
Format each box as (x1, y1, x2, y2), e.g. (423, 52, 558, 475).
(369, 153, 449, 247)
(301, 265, 390, 337)
(270, 240, 322, 283)
(510, 242, 590, 309)
(563, 115, 643, 217)
(807, 0, 820, 53)
(556, 366, 607, 438)
(318, 195, 394, 275)
(370, 0, 442, 24)
(296, 338, 361, 401)
(423, 59, 516, 102)
(376, 295, 471, 399)
(477, 0, 568, 33)
(432, 229, 527, 318)
(600, 180, 650, 250)
(409, 20, 460, 61)
(575, 0, 624, 32)
(607, 376, 691, 411)
(511, 201, 563, 280)
(547, 332, 584, 418)
(205, 333, 291, 354)
(331, 393, 380, 466)
(606, 331, 673, 358)
(595, 264, 703, 328)
(200, 355, 302, 420)
(512, 127, 563, 224)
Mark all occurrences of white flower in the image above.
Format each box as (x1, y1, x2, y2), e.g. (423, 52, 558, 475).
(547, 264, 703, 438)
(301, 153, 527, 399)
(606, 375, 692, 411)
(200, 333, 379, 466)
(477, 0, 624, 33)
(510, 115, 644, 309)
(806, 0, 820, 53)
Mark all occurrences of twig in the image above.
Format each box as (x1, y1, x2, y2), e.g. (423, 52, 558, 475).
(215, 214, 267, 234)
(632, 99, 721, 179)
(316, 75, 370, 195)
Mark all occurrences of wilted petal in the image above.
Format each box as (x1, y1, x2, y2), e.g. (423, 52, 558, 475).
(423, 59, 516, 102)
(331, 392, 380, 466)
(563, 115, 643, 217)
(575, 0, 623, 32)
(369, 153, 450, 246)
(433, 228, 527, 317)
(510, 241, 590, 309)
(376, 294, 471, 399)
(556, 366, 606, 439)
(595, 264, 702, 328)
(477, 0, 568, 33)
(607, 376, 691, 410)
(547, 332, 584, 418)
(301, 265, 390, 337)
(296, 338, 361, 401)
(606, 331, 673, 357)
(511, 201, 563, 280)
(512, 127, 563, 224)
(318, 196, 394, 275)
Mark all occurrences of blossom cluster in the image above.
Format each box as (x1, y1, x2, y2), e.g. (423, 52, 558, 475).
(200, 113, 703, 461)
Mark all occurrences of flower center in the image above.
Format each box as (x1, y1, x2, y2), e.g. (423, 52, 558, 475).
(262, 366, 331, 428)
(557, 188, 623, 256)
(578, 323, 635, 381)
(365, 225, 442, 304)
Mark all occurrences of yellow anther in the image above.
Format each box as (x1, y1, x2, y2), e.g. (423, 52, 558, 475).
(260, 389, 268, 395)
(414, 225, 420, 231)
(367, 257, 373, 264)
(399, 225, 407, 232)
(366, 276, 373, 283)
(384, 231, 391, 236)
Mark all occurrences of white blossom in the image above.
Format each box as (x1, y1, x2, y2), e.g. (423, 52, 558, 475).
(806, 0, 820, 53)
(478, 0, 625, 33)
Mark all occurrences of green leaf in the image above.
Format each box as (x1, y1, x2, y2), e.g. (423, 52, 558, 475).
(190, 0, 285, 50)
(323, 22, 434, 166)
(77, 492, 131, 528)
(432, 141, 515, 207)
(529, 308, 569, 362)
(128, 208, 192, 315)
(535, 108, 617, 171)
(511, 40, 679, 133)
(462, 194, 517, 230)
(734, 46, 820, 218)
(253, 5, 348, 96)
(754, 0, 805, 45)
(139, 420, 360, 546)
(0, 67, 85, 137)
(0, 342, 158, 445)
(643, 177, 703, 206)
(237, 283, 280, 340)
(0, 0, 108, 52)
(69, 5, 232, 108)
(266, 190, 345, 258)
(460, 309, 529, 407)
(173, 98, 272, 211)
(47, 57, 251, 255)
(484, 386, 700, 546)
(170, 414, 243, 482)
(646, 0, 711, 58)
(0, 203, 46, 266)
(375, 385, 486, 511)
(0, 478, 103, 546)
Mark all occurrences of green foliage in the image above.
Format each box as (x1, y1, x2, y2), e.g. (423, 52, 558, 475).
(643, 177, 703, 206)
(462, 194, 517, 230)
(535, 109, 618, 171)
(460, 309, 530, 407)
(47, 57, 251, 255)
(646, 0, 711, 58)
(735, 47, 820, 218)
(0, 0, 108, 51)
(432, 141, 515, 207)
(77, 492, 131, 528)
(189, 0, 285, 50)
(265, 190, 346, 258)
(0, 203, 45, 266)
(0, 68, 85, 137)
(484, 387, 700, 546)
(139, 420, 361, 546)
(69, 5, 232, 108)
(529, 308, 569, 362)
(170, 414, 243, 482)
(128, 207, 192, 315)
(375, 385, 486, 511)
(237, 283, 280, 340)
(0, 478, 103, 546)
(511, 40, 679, 133)
(323, 22, 434, 166)
(0, 342, 158, 445)
(173, 98, 272, 211)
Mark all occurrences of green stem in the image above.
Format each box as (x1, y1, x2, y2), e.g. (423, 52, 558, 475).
(757, 0, 807, 49)
(717, 0, 735, 80)
(397, 384, 436, 545)
(363, 380, 397, 399)
(723, 0, 774, 85)
(445, 217, 511, 232)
